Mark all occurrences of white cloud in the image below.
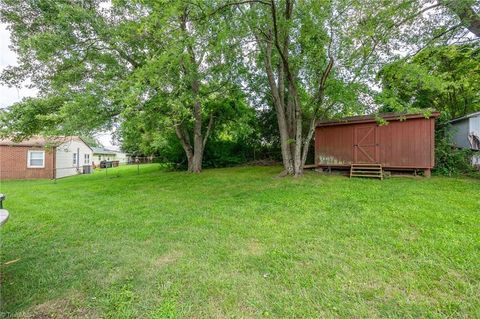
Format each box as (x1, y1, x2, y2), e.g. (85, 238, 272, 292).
(0, 24, 37, 108)
(95, 131, 120, 150)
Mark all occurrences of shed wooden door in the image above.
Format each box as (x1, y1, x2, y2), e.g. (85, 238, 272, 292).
(354, 125, 379, 163)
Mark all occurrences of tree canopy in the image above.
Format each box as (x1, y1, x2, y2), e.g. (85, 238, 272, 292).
(0, 0, 479, 174)
(0, 0, 243, 172)
(377, 44, 480, 119)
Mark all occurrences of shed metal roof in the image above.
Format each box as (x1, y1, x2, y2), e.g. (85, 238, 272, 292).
(316, 112, 440, 127)
(445, 111, 480, 124)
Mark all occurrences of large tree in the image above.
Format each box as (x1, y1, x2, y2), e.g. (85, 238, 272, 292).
(226, 0, 416, 176)
(2, 0, 478, 176)
(222, 0, 479, 176)
(0, 0, 240, 172)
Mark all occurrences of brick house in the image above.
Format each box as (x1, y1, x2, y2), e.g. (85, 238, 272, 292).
(0, 136, 93, 180)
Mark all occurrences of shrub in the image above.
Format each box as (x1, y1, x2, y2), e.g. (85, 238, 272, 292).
(434, 127, 476, 176)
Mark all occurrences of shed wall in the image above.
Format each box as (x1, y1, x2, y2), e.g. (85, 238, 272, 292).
(315, 117, 435, 169)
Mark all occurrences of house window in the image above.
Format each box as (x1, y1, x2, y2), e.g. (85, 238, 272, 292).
(73, 153, 77, 165)
(84, 154, 90, 164)
(27, 150, 45, 168)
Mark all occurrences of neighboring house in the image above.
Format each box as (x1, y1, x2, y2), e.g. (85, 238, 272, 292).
(91, 147, 129, 166)
(114, 151, 129, 164)
(0, 136, 93, 180)
(446, 111, 480, 166)
(55, 137, 94, 178)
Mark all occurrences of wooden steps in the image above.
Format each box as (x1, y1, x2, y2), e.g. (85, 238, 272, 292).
(350, 163, 383, 180)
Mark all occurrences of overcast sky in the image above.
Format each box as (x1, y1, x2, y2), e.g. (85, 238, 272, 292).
(0, 25, 37, 109)
(0, 24, 117, 149)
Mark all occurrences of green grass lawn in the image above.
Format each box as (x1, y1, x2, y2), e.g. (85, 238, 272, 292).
(0, 164, 479, 318)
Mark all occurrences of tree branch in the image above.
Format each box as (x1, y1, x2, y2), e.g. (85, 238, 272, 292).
(409, 23, 462, 58)
(203, 113, 215, 148)
(442, 0, 480, 37)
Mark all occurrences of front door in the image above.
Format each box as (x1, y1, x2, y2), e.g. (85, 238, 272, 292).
(354, 125, 378, 163)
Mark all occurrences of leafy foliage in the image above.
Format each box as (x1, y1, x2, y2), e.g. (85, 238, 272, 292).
(120, 95, 280, 168)
(377, 44, 480, 118)
(0, 0, 243, 172)
(377, 44, 480, 176)
(1, 0, 479, 172)
(434, 124, 476, 176)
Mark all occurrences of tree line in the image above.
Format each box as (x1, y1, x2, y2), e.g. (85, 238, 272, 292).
(0, 0, 478, 175)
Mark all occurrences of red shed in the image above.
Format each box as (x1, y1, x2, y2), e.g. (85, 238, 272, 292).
(314, 113, 439, 176)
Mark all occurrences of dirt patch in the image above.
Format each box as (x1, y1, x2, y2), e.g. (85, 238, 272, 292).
(399, 225, 421, 242)
(241, 240, 264, 256)
(154, 250, 184, 268)
(20, 293, 97, 319)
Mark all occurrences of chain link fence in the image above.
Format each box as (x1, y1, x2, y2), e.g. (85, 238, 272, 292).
(0, 157, 159, 182)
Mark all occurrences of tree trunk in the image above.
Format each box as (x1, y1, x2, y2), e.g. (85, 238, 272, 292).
(174, 112, 206, 173)
(175, 120, 205, 173)
(175, 124, 196, 172)
(255, 0, 333, 177)
(191, 153, 202, 173)
(277, 113, 294, 174)
(292, 85, 303, 177)
(191, 122, 204, 173)
(190, 74, 204, 172)
(187, 156, 194, 172)
(177, 9, 207, 173)
(263, 41, 294, 174)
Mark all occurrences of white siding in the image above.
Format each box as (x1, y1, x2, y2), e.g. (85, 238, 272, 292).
(92, 153, 116, 166)
(115, 152, 128, 164)
(470, 115, 480, 138)
(55, 139, 93, 178)
(448, 119, 471, 149)
(94, 154, 103, 163)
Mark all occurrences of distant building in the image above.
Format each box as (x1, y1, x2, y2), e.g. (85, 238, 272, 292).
(447, 111, 480, 150)
(0, 136, 93, 180)
(91, 147, 129, 166)
(447, 111, 480, 166)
